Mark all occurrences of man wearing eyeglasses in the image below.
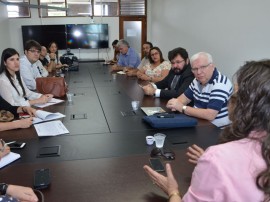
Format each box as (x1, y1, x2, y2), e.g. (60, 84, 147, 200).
(111, 39, 141, 74)
(0, 140, 38, 202)
(166, 52, 233, 127)
(142, 47, 194, 99)
(20, 40, 46, 90)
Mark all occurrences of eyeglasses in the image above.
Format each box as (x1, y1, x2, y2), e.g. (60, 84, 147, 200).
(0, 139, 6, 153)
(191, 63, 211, 73)
(151, 148, 175, 160)
(171, 60, 185, 65)
(151, 52, 159, 57)
(28, 49, 41, 54)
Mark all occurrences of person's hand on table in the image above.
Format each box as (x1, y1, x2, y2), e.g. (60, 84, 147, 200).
(111, 64, 122, 71)
(142, 84, 155, 96)
(166, 98, 183, 112)
(16, 117, 33, 129)
(144, 163, 181, 201)
(21, 106, 37, 117)
(0, 145, 10, 159)
(6, 185, 38, 202)
(186, 144, 204, 164)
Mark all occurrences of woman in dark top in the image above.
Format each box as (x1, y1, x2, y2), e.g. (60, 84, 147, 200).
(0, 96, 35, 131)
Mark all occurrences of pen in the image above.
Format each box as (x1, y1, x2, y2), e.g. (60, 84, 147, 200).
(172, 141, 188, 145)
(6, 141, 16, 145)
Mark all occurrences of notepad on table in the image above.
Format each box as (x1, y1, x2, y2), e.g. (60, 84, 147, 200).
(141, 107, 166, 116)
(33, 110, 65, 124)
(34, 98, 64, 108)
(34, 120, 69, 137)
(0, 152, 21, 169)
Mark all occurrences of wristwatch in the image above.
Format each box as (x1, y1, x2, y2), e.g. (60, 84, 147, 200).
(182, 106, 187, 114)
(0, 183, 8, 195)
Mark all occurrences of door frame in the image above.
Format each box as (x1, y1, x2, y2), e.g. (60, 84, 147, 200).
(119, 16, 147, 58)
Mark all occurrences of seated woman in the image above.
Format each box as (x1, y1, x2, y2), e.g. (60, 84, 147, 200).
(0, 140, 38, 202)
(0, 48, 53, 106)
(144, 60, 270, 201)
(137, 47, 171, 82)
(46, 41, 68, 70)
(0, 95, 35, 131)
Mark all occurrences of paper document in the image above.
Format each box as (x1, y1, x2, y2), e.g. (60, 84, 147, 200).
(0, 152, 21, 169)
(34, 98, 64, 108)
(117, 71, 126, 75)
(33, 110, 65, 124)
(141, 107, 166, 116)
(34, 120, 69, 137)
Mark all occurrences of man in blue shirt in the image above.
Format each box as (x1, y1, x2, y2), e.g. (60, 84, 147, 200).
(111, 39, 141, 74)
(166, 52, 233, 127)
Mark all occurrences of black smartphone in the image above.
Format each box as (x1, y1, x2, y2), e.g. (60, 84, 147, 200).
(6, 141, 26, 149)
(34, 168, 51, 189)
(149, 158, 165, 172)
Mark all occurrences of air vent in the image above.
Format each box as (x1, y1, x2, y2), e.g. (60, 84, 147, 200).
(70, 113, 87, 120)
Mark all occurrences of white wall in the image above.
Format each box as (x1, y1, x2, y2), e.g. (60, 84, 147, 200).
(0, 3, 11, 55)
(149, 0, 270, 79)
(7, 1, 119, 60)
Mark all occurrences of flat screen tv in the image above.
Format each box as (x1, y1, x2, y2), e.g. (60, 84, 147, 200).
(66, 24, 109, 49)
(22, 25, 67, 50)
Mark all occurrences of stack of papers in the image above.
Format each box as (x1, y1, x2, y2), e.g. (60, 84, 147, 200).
(0, 152, 21, 169)
(34, 98, 64, 108)
(33, 110, 65, 124)
(34, 120, 69, 137)
(141, 107, 166, 116)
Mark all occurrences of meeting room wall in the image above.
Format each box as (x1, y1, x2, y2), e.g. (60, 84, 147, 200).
(0, 4, 11, 55)
(4, 1, 119, 61)
(148, 0, 270, 80)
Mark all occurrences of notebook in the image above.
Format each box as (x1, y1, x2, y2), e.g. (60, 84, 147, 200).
(141, 107, 165, 116)
(0, 152, 21, 169)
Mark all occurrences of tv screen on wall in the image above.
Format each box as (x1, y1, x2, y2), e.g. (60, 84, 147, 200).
(22, 24, 109, 50)
(22, 25, 67, 50)
(66, 24, 109, 49)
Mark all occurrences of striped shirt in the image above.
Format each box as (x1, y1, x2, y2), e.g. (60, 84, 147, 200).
(184, 68, 233, 127)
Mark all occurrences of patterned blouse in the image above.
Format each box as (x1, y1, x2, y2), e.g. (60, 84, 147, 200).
(142, 61, 171, 78)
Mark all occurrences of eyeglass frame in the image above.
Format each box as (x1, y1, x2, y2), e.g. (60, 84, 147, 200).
(150, 52, 160, 57)
(191, 62, 212, 73)
(0, 139, 6, 153)
(28, 49, 41, 54)
(171, 59, 185, 65)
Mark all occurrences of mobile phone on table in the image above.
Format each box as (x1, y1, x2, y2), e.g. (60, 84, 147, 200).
(34, 168, 51, 189)
(149, 158, 165, 172)
(6, 141, 26, 149)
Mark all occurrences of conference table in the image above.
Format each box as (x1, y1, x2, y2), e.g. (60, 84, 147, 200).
(0, 63, 221, 202)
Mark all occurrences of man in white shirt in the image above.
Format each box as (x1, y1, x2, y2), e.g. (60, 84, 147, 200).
(20, 40, 47, 90)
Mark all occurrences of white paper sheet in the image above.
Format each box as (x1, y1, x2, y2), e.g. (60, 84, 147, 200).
(34, 120, 69, 137)
(0, 152, 21, 169)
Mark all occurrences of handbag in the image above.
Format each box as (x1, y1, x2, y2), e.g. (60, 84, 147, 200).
(36, 77, 67, 98)
(0, 110, 14, 122)
(143, 113, 198, 129)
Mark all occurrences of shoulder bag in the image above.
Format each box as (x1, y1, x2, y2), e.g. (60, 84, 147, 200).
(36, 77, 67, 98)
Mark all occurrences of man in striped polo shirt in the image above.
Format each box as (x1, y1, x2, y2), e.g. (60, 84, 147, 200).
(166, 52, 233, 127)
